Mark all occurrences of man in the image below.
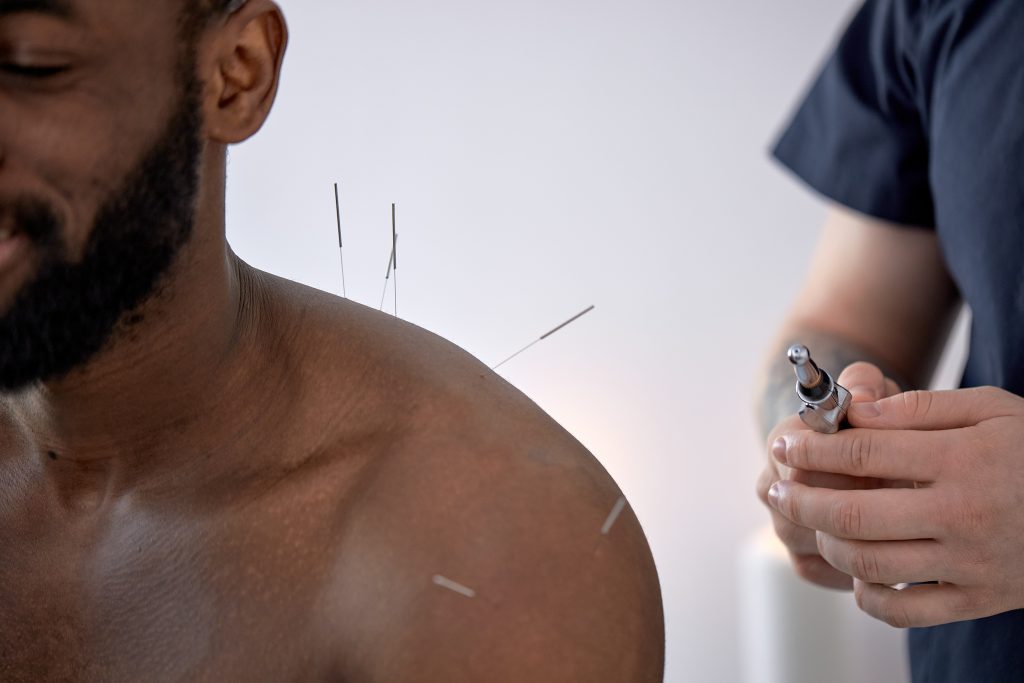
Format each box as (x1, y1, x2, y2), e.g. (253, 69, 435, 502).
(756, 0, 1024, 680)
(0, 0, 664, 680)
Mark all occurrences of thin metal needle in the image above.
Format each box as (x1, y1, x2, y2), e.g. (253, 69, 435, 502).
(378, 204, 399, 313)
(378, 247, 394, 311)
(333, 183, 347, 298)
(600, 497, 627, 535)
(492, 305, 596, 370)
(432, 574, 476, 599)
(540, 305, 595, 340)
(392, 203, 398, 318)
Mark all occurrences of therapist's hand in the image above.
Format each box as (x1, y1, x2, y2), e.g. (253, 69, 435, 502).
(757, 362, 902, 590)
(768, 386, 1024, 628)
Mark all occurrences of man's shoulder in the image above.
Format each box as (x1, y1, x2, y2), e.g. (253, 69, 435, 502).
(261, 268, 587, 454)
(323, 382, 665, 681)
(262, 273, 664, 680)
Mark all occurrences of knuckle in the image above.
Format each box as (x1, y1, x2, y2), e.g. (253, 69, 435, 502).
(881, 601, 913, 629)
(963, 545, 991, 576)
(831, 499, 864, 537)
(943, 494, 991, 537)
(849, 546, 882, 582)
(842, 433, 874, 474)
(901, 390, 934, 421)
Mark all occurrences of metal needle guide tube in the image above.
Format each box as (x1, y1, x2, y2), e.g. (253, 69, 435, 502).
(788, 344, 852, 434)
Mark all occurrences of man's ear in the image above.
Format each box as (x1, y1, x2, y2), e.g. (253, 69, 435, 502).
(202, 0, 288, 144)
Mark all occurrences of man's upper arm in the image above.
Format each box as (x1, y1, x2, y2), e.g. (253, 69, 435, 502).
(783, 205, 960, 387)
(383, 487, 664, 682)
(324, 406, 664, 682)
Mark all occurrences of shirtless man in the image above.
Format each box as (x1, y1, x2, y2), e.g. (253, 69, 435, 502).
(0, 1, 664, 679)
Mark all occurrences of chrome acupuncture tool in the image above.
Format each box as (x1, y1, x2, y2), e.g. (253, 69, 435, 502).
(788, 344, 851, 434)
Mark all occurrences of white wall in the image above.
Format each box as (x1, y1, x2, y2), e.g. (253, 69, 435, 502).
(224, 1, 945, 679)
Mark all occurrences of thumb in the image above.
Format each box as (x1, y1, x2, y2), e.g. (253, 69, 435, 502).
(836, 361, 889, 403)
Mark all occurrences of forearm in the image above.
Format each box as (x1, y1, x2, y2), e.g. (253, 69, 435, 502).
(756, 327, 908, 440)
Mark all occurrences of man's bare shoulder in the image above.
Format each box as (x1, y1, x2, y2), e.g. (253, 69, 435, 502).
(262, 273, 665, 681)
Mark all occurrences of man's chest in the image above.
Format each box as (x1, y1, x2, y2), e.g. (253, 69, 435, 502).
(0, 490, 343, 681)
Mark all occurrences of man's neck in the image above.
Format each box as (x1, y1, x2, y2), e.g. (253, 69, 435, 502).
(0, 228, 283, 503)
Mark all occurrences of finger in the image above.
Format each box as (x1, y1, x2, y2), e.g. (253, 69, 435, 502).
(884, 378, 901, 397)
(759, 466, 822, 556)
(790, 553, 853, 591)
(816, 533, 948, 585)
(853, 579, 979, 628)
(776, 428, 949, 481)
(768, 481, 940, 540)
(755, 466, 775, 506)
(788, 467, 888, 492)
(847, 387, 1012, 430)
(770, 510, 819, 555)
(837, 362, 888, 403)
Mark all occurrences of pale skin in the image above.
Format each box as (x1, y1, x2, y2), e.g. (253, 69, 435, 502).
(756, 206, 1024, 628)
(0, 1, 664, 680)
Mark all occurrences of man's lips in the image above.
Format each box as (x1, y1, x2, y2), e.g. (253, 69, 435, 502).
(0, 215, 17, 241)
(0, 215, 30, 276)
(0, 214, 25, 241)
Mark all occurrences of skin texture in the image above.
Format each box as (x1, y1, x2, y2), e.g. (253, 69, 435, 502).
(757, 206, 1024, 628)
(0, 1, 664, 680)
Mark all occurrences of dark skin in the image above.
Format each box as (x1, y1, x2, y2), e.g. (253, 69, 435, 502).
(0, 1, 664, 680)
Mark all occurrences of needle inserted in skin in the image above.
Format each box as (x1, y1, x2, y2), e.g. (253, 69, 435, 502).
(601, 496, 627, 535)
(392, 203, 398, 317)
(333, 183, 347, 298)
(378, 204, 399, 314)
(378, 249, 392, 311)
(432, 574, 476, 599)
(492, 305, 596, 370)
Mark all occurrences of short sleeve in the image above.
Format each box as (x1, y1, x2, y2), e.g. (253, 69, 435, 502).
(772, 0, 935, 228)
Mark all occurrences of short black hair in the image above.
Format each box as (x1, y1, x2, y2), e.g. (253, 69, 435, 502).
(180, 0, 247, 38)
(188, 0, 246, 19)
(178, 0, 247, 56)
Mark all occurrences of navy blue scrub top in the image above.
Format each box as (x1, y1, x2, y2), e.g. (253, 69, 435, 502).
(771, 0, 1024, 680)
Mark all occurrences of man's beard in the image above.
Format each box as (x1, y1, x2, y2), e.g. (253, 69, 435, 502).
(0, 74, 204, 392)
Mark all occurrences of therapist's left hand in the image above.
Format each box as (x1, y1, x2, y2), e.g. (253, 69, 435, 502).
(766, 385, 1024, 628)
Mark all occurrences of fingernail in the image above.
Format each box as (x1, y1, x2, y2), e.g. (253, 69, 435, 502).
(767, 482, 781, 507)
(847, 385, 878, 401)
(849, 401, 881, 418)
(771, 437, 787, 464)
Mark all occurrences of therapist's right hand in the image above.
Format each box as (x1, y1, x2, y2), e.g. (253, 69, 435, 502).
(756, 362, 903, 590)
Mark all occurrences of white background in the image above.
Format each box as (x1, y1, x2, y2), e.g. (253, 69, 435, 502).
(225, 1, 967, 679)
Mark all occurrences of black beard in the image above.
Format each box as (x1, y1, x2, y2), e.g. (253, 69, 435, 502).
(0, 75, 204, 392)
